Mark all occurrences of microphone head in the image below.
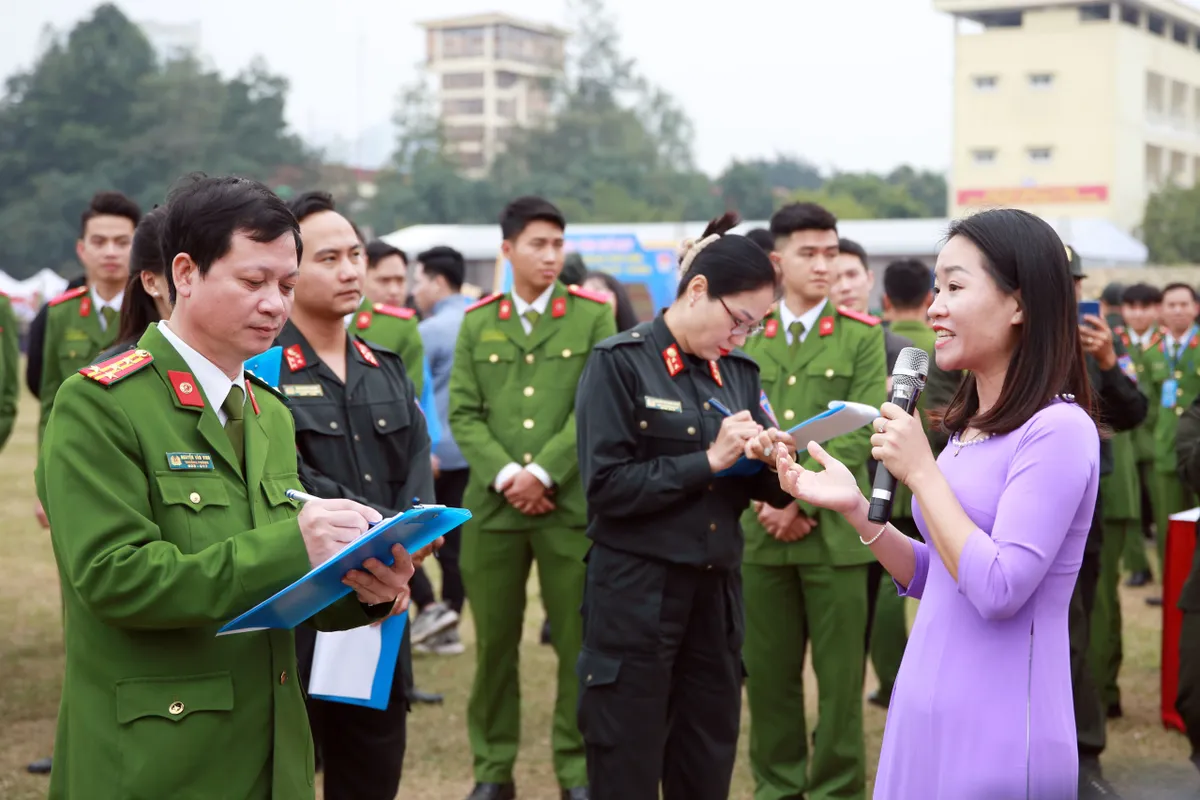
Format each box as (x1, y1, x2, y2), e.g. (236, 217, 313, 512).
(893, 347, 930, 392)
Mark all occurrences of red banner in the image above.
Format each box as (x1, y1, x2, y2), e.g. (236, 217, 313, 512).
(956, 185, 1109, 206)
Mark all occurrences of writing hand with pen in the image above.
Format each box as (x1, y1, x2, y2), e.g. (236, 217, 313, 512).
(707, 398, 797, 471)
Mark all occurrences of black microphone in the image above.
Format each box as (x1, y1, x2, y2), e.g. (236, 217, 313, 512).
(867, 346, 930, 524)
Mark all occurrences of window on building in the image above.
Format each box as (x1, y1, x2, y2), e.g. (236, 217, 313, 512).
(494, 24, 559, 65)
(971, 148, 997, 165)
(442, 72, 485, 90)
(1146, 72, 1165, 121)
(1146, 144, 1164, 190)
(1119, 4, 1139, 26)
(495, 71, 520, 89)
(1027, 147, 1053, 164)
(1148, 13, 1166, 36)
(1174, 23, 1190, 45)
(1079, 3, 1111, 22)
(445, 125, 485, 143)
(453, 150, 486, 170)
(441, 26, 486, 58)
(1171, 150, 1187, 183)
(443, 98, 484, 116)
(973, 75, 999, 91)
(1171, 80, 1188, 126)
(977, 11, 1022, 27)
(496, 98, 517, 119)
(1029, 73, 1054, 89)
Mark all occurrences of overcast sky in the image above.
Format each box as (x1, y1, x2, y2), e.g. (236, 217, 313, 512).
(3, 0, 956, 177)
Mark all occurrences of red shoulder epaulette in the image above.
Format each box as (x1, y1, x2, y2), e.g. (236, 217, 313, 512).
(836, 306, 881, 326)
(49, 285, 88, 306)
(568, 285, 609, 304)
(373, 303, 416, 320)
(79, 348, 154, 386)
(466, 294, 502, 313)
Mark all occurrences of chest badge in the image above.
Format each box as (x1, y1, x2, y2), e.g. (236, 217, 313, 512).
(353, 339, 380, 367)
(498, 299, 513, 320)
(644, 396, 683, 413)
(662, 344, 684, 377)
(282, 383, 325, 398)
(708, 360, 723, 387)
(79, 295, 92, 318)
(356, 311, 372, 330)
(284, 344, 307, 372)
(764, 318, 778, 339)
(819, 316, 834, 337)
(551, 297, 567, 318)
(166, 452, 214, 471)
(168, 370, 205, 408)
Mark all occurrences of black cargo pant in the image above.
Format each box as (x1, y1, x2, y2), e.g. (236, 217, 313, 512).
(294, 624, 412, 800)
(1072, 490, 1107, 759)
(576, 543, 743, 800)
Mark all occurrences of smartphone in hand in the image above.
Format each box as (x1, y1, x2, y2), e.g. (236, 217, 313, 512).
(1078, 300, 1101, 325)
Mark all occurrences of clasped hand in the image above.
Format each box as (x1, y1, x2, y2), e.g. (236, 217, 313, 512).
(500, 469, 556, 516)
(706, 410, 796, 472)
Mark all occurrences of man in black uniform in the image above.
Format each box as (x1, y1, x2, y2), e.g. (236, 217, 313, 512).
(1173, 390, 1200, 777)
(1068, 246, 1148, 796)
(282, 191, 433, 800)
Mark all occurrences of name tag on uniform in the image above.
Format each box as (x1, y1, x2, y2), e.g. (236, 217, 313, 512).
(65, 329, 90, 341)
(481, 330, 507, 343)
(281, 383, 325, 398)
(166, 452, 214, 471)
(644, 396, 683, 413)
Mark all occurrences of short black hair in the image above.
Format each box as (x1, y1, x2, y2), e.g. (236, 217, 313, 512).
(417, 245, 465, 290)
(883, 259, 933, 311)
(1101, 281, 1125, 306)
(500, 196, 565, 241)
(769, 202, 838, 242)
(81, 191, 141, 237)
(1121, 282, 1162, 305)
(1162, 282, 1199, 303)
(745, 228, 775, 253)
(837, 238, 868, 267)
(160, 174, 301, 304)
(366, 240, 407, 269)
(676, 212, 779, 300)
(287, 190, 336, 224)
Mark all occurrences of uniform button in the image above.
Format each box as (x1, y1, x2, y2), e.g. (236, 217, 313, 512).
(705, 564, 713, 571)
(169, 701, 184, 715)
(687, 426, 696, 435)
(1176, 370, 1184, 380)
(788, 375, 797, 386)
(525, 354, 535, 364)
(784, 410, 795, 420)
(639, 420, 648, 430)
(703, 402, 711, 411)
(709, 523, 717, 531)
(562, 349, 572, 358)
(825, 368, 834, 378)
(489, 353, 499, 363)
(1178, 406, 1186, 416)
(630, 332, 641, 338)
(364, 474, 373, 482)
(189, 492, 201, 504)
(524, 386, 535, 397)
(354, 434, 361, 442)
(378, 418, 388, 427)
(329, 421, 339, 430)
(524, 419, 535, 429)
(523, 453, 533, 464)
(280, 671, 288, 685)
(708, 484, 715, 491)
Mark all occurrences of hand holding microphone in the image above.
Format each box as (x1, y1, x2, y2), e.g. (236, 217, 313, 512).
(868, 347, 935, 524)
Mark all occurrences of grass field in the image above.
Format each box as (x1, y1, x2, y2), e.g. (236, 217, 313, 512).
(1, 383, 1197, 799)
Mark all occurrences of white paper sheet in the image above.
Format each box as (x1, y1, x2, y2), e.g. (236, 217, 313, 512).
(308, 625, 382, 701)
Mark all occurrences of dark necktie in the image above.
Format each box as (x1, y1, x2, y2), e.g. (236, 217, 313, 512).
(100, 306, 118, 332)
(789, 320, 806, 353)
(223, 385, 245, 472)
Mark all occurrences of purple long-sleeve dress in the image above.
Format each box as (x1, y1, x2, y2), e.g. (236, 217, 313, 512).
(873, 399, 1100, 799)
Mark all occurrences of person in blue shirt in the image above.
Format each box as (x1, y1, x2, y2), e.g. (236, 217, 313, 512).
(409, 245, 473, 655)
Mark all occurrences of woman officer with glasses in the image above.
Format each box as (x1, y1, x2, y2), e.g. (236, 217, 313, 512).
(572, 213, 796, 800)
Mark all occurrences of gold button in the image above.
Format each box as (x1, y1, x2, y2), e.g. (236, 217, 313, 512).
(703, 402, 711, 410)
(1176, 370, 1184, 379)
(687, 426, 696, 435)
(377, 418, 387, 426)
(784, 410, 795, 420)
(630, 332, 641, 338)
(1179, 388, 1185, 397)
(169, 701, 184, 715)
(189, 492, 201, 504)
(562, 349, 572, 358)
(524, 419, 535, 429)
(1178, 406, 1186, 416)
(709, 523, 717, 531)
(329, 421, 339, 430)
(788, 375, 797, 386)
(280, 671, 288, 685)
(524, 386, 535, 397)
(525, 354, 535, 364)
(523, 453, 533, 464)
(364, 474, 372, 482)
(489, 353, 499, 363)
(639, 420, 648, 430)
(825, 368, 834, 378)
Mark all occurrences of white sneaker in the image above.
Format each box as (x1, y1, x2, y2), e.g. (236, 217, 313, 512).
(414, 628, 465, 656)
(410, 602, 459, 644)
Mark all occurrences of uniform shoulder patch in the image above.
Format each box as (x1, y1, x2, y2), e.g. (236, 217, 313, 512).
(568, 285, 610, 304)
(245, 371, 288, 403)
(836, 306, 881, 326)
(79, 348, 154, 386)
(466, 294, 502, 314)
(595, 326, 651, 350)
(373, 303, 416, 321)
(49, 285, 88, 307)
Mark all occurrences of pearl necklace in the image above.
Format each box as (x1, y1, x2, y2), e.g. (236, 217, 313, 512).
(952, 430, 991, 457)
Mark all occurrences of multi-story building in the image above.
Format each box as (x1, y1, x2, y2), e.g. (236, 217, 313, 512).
(936, 0, 1200, 234)
(418, 13, 567, 178)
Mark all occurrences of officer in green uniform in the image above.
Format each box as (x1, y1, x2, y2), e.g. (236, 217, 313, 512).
(1120, 282, 1165, 585)
(35, 175, 425, 800)
(1142, 282, 1200, 596)
(38, 191, 142, 442)
(741, 203, 887, 800)
(0, 291, 19, 452)
(449, 196, 616, 800)
(361, 239, 425, 395)
(1172, 389, 1200, 776)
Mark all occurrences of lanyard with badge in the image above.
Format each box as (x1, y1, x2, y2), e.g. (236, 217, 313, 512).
(1161, 325, 1198, 408)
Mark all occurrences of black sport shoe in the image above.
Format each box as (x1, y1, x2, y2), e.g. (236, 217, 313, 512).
(466, 782, 516, 800)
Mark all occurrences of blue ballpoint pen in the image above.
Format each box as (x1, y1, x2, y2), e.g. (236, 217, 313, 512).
(707, 397, 774, 458)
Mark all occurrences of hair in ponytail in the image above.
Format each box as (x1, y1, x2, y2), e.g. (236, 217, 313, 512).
(114, 205, 168, 347)
(675, 212, 779, 300)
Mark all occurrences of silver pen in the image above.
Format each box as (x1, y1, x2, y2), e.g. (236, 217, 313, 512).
(285, 489, 321, 504)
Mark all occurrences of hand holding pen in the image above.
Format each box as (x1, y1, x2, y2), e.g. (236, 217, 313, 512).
(705, 397, 762, 472)
(708, 397, 796, 468)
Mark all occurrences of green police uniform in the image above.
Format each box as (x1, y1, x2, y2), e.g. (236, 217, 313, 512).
(448, 282, 616, 789)
(868, 318, 936, 701)
(39, 285, 120, 442)
(1173, 392, 1200, 764)
(741, 302, 887, 800)
(35, 324, 386, 800)
(1122, 325, 1164, 574)
(1144, 328, 1200, 569)
(352, 298, 425, 396)
(0, 292, 19, 451)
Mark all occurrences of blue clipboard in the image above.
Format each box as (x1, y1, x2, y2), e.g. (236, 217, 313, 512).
(243, 346, 283, 388)
(307, 614, 407, 710)
(217, 504, 472, 635)
(716, 401, 877, 477)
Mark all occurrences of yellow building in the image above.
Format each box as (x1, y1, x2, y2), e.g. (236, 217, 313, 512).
(936, 0, 1200, 233)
